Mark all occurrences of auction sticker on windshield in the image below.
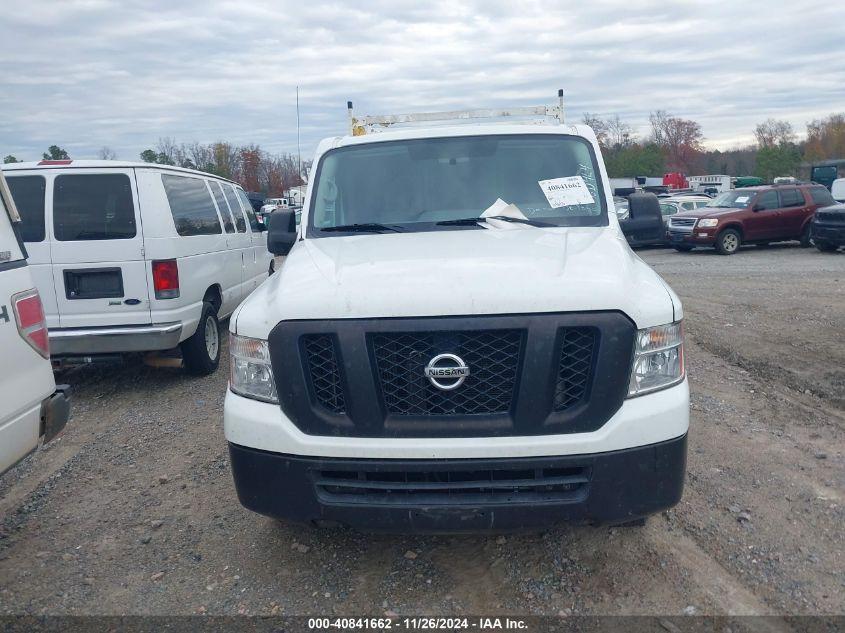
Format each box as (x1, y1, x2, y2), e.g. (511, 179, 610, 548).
(538, 176, 595, 208)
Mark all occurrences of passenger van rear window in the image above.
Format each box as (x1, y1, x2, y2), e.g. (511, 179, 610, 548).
(236, 189, 261, 231)
(211, 181, 235, 233)
(54, 174, 136, 241)
(224, 184, 246, 232)
(161, 175, 222, 236)
(5, 175, 46, 242)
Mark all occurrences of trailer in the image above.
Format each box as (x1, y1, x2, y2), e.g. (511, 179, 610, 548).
(688, 175, 732, 193)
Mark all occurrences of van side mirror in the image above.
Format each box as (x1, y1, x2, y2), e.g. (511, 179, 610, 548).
(267, 208, 297, 256)
(626, 191, 660, 221)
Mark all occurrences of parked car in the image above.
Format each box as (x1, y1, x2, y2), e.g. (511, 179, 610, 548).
(225, 107, 688, 532)
(0, 170, 70, 476)
(618, 192, 666, 246)
(831, 178, 845, 202)
(666, 184, 836, 255)
(2, 160, 273, 374)
(811, 203, 845, 252)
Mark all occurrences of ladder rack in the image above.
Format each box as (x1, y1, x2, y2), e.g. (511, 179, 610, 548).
(348, 89, 565, 136)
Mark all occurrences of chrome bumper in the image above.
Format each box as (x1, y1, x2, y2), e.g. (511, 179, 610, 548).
(50, 322, 183, 356)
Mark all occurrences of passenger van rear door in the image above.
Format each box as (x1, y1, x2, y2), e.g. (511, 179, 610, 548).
(49, 169, 151, 328)
(3, 173, 59, 329)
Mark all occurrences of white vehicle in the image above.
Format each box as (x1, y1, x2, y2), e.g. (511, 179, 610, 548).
(225, 98, 689, 531)
(2, 160, 273, 375)
(658, 195, 713, 223)
(829, 178, 844, 202)
(688, 174, 732, 193)
(0, 170, 70, 476)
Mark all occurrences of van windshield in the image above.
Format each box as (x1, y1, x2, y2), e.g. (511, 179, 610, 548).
(307, 134, 607, 235)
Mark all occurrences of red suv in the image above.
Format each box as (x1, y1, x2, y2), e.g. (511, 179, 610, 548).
(666, 184, 836, 255)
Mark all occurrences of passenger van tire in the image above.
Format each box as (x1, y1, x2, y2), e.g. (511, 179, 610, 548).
(181, 302, 221, 376)
(715, 228, 741, 255)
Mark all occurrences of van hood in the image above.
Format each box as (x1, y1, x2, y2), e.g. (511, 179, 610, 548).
(234, 226, 680, 339)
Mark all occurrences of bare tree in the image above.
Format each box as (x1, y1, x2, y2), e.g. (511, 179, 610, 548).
(649, 110, 703, 171)
(98, 146, 117, 160)
(606, 114, 634, 149)
(754, 119, 795, 148)
(583, 113, 610, 148)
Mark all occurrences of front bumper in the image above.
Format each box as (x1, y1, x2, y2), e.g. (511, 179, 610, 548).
(49, 322, 182, 356)
(229, 434, 687, 532)
(666, 229, 715, 245)
(811, 223, 845, 245)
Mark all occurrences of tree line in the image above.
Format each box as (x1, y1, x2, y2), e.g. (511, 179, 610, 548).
(5, 111, 844, 186)
(584, 111, 845, 182)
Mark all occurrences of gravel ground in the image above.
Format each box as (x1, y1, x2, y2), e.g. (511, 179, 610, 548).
(0, 243, 842, 618)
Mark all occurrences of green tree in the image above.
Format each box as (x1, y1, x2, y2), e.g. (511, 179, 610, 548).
(139, 149, 174, 165)
(42, 145, 69, 160)
(3, 155, 20, 163)
(756, 144, 801, 182)
(605, 143, 665, 178)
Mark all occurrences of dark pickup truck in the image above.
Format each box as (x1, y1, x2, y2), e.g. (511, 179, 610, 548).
(812, 203, 845, 252)
(666, 184, 836, 255)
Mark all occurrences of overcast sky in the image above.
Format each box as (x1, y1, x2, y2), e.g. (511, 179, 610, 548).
(2, 0, 844, 162)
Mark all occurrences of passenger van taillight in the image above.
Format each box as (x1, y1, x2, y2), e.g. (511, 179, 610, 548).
(152, 259, 180, 299)
(12, 289, 49, 358)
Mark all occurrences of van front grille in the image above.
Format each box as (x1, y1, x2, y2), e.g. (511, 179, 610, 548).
(303, 334, 346, 414)
(371, 330, 522, 416)
(554, 328, 597, 410)
(270, 312, 636, 438)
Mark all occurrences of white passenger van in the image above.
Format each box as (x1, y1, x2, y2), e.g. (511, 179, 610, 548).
(225, 96, 689, 532)
(2, 160, 273, 375)
(0, 170, 70, 476)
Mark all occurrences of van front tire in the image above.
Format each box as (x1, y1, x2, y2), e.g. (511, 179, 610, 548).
(181, 302, 221, 376)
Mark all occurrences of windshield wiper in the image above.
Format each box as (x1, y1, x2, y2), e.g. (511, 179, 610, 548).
(486, 215, 553, 227)
(320, 223, 403, 233)
(436, 215, 551, 227)
(436, 217, 486, 226)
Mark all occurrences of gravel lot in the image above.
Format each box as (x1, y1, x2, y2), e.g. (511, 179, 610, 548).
(0, 243, 842, 618)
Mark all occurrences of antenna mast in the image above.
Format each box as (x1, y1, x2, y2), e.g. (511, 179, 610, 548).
(296, 86, 302, 183)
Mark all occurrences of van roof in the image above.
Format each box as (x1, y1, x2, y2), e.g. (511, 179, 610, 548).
(1, 160, 241, 186)
(317, 123, 598, 153)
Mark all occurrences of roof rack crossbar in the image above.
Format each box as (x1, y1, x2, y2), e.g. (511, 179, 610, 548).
(348, 89, 565, 136)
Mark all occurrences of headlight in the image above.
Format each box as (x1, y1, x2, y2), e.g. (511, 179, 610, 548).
(229, 333, 278, 403)
(697, 218, 718, 228)
(628, 321, 684, 397)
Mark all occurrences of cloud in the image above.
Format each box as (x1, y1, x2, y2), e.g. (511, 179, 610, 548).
(1, 0, 843, 161)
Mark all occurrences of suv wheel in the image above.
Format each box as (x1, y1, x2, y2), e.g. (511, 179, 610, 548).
(715, 228, 741, 255)
(181, 302, 221, 375)
(815, 240, 838, 253)
(799, 225, 813, 248)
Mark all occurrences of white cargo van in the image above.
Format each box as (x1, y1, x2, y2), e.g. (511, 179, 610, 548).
(2, 160, 273, 375)
(224, 99, 689, 531)
(0, 170, 70, 476)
